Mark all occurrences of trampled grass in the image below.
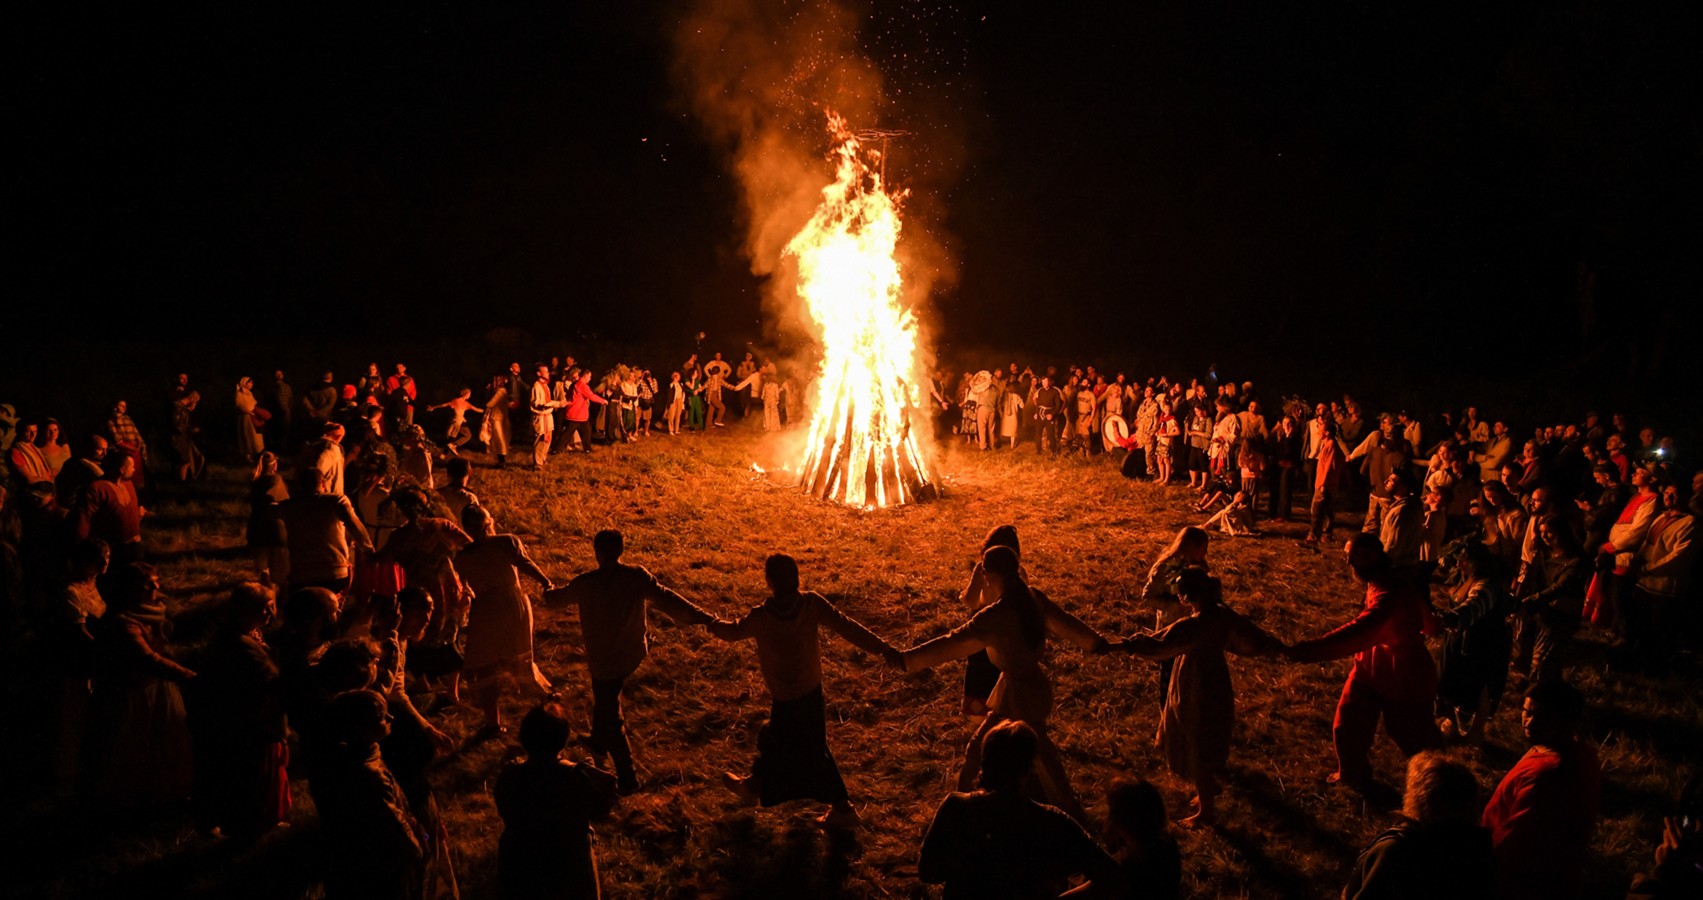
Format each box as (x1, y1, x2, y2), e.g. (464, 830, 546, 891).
(9, 421, 1693, 898)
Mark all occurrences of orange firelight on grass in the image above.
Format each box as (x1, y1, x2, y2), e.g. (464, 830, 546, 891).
(790, 113, 936, 508)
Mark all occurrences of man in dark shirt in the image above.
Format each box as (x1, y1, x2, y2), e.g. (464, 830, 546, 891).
(1031, 376, 1063, 456)
(544, 529, 716, 793)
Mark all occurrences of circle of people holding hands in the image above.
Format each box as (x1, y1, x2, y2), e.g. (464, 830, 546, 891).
(1, 352, 1698, 900)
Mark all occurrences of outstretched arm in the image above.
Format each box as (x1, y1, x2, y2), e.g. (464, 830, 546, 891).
(1286, 592, 1396, 662)
(645, 580, 718, 627)
(705, 614, 753, 642)
(903, 619, 988, 673)
(813, 594, 900, 665)
(1039, 591, 1111, 653)
(511, 538, 552, 590)
(1121, 615, 1205, 660)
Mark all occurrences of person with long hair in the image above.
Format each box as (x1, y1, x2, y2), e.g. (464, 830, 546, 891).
(35, 417, 71, 477)
(482, 374, 512, 468)
(958, 525, 1022, 717)
(901, 544, 1110, 824)
(380, 485, 471, 646)
(1141, 527, 1211, 710)
(1517, 517, 1587, 684)
(1116, 570, 1284, 827)
(1435, 543, 1515, 745)
(664, 370, 687, 436)
(378, 485, 471, 703)
(684, 365, 707, 432)
(455, 504, 554, 734)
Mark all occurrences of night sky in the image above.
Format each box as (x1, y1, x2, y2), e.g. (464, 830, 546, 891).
(12, 2, 1699, 382)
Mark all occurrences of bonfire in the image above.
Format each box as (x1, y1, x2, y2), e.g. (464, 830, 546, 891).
(789, 113, 936, 508)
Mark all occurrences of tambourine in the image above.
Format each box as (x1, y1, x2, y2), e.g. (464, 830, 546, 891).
(1102, 414, 1130, 452)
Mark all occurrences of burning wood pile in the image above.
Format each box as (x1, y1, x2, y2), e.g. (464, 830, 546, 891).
(788, 114, 937, 508)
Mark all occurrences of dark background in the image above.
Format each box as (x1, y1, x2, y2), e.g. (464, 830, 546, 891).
(8, 1, 1700, 396)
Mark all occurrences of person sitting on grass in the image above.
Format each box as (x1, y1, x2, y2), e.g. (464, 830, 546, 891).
(1342, 751, 1494, 900)
(494, 704, 619, 900)
(1194, 474, 1237, 514)
(1114, 570, 1284, 827)
(918, 719, 1121, 898)
(1201, 490, 1257, 537)
(708, 553, 900, 831)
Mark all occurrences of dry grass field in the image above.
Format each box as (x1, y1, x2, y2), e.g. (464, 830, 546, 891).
(8, 421, 1696, 899)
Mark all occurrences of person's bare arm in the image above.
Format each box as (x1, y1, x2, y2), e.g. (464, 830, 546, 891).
(644, 579, 717, 627)
(813, 594, 900, 666)
(1038, 591, 1111, 653)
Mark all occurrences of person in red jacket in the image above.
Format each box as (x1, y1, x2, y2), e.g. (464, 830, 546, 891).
(563, 369, 608, 454)
(1481, 679, 1600, 900)
(1286, 533, 1441, 789)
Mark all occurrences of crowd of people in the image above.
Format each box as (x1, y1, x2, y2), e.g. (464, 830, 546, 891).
(1, 349, 1699, 899)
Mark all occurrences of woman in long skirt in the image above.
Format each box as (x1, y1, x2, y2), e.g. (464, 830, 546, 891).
(1117, 570, 1283, 826)
(454, 505, 554, 733)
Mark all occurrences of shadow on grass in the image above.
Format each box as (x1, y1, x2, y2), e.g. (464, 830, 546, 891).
(702, 811, 861, 898)
(1217, 765, 1370, 898)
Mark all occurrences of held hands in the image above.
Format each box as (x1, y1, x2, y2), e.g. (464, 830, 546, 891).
(427, 726, 455, 753)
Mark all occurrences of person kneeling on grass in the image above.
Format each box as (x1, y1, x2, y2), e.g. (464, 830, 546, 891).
(918, 719, 1121, 898)
(494, 704, 619, 900)
(708, 553, 901, 831)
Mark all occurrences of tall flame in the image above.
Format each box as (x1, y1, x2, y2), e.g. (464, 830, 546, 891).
(790, 113, 935, 508)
